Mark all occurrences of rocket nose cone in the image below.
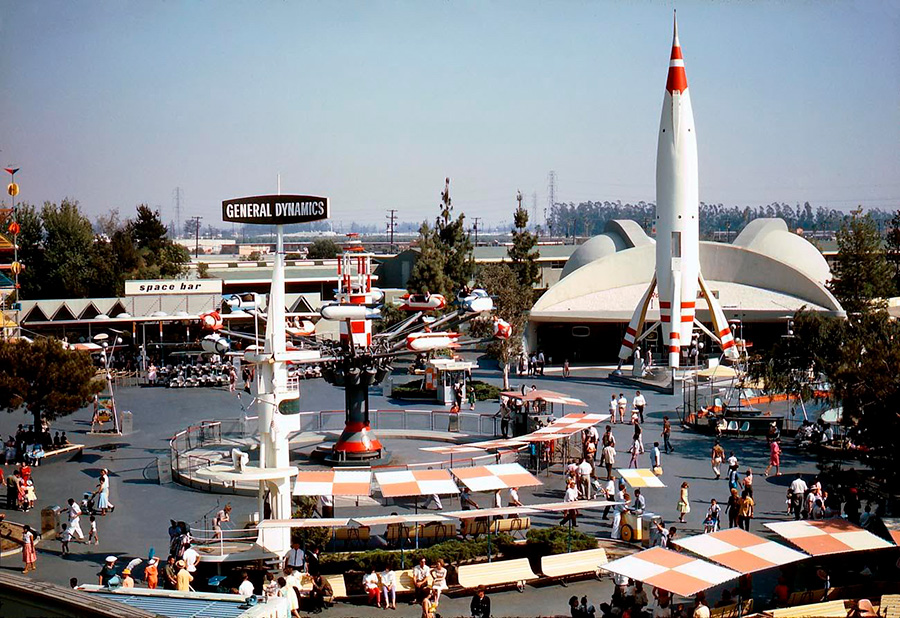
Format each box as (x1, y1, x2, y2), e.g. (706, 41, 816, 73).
(666, 13, 688, 94)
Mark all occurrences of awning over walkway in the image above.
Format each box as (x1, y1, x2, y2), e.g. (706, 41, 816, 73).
(765, 519, 894, 556)
(602, 547, 740, 597)
(375, 469, 460, 498)
(292, 470, 372, 496)
(617, 468, 666, 489)
(450, 463, 541, 492)
(673, 528, 807, 574)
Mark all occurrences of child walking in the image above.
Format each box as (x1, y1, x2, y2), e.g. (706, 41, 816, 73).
(60, 523, 72, 556)
(88, 515, 99, 545)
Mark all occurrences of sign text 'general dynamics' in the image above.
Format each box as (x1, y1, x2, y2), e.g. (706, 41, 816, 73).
(222, 195, 330, 225)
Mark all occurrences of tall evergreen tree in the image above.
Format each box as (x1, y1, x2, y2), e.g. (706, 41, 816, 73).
(508, 190, 540, 287)
(407, 178, 474, 299)
(885, 209, 900, 292)
(828, 209, 895, 314)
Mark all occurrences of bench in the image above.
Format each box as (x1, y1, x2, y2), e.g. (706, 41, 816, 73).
(415, 522, 455, 543)
(457, 558, 538, 592)
(881, 594, 900, 618)
(491, 517, 531, 538)
(709, 600, 752, 618)
(766, 600, 850, 618)
(394, 569, 418, 595)
(461, 517, 530, 538)
(333, 526, 370, 548)
(41, 444, 84, 462)
(324, 573, 347, 602)
(785, 590, 826, 607)
(540, 548, 608, 583)
(386, 523, 411, 546)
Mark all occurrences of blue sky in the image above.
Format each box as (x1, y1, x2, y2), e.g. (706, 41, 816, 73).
(1, 1, 898, 228)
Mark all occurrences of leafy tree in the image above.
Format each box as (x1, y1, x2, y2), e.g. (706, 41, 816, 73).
(749, 309, 900, 487)
(41, 199, 96, 298)
(885, 209, 900, 291)
(473, 263, 531, 388)
(306, 238, 341, 259)
(407, 178, 473, 299)
(508, 191, 540, 287)
(828, 209, 894, 314)
(14, 204, 46, 299)
(0, 338, 103, 438)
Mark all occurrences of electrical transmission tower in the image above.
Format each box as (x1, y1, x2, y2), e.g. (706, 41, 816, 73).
(386, 209, 398, 253)
(173, 187, 183, 238)
(547, 170, 556, 212)
(532, 191, 539, 233)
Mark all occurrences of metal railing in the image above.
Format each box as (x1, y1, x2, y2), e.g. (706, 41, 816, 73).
(169, 409, 513, 494)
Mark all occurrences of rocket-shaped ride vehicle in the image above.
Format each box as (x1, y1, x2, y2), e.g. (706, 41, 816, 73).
(618, 15, 739, 369)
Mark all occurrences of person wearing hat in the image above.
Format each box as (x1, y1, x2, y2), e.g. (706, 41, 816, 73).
(145, 556, 159, 589)
(98, 556, 118, 586)
(176, 559, 193, 591)
(121, 567, 134, 588)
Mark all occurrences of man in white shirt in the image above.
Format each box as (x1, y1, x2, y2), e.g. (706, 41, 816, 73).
(284, 541, 305, 572)
(66, 498, 85, 542)
(413, 558, 431, 603)
(609, 395, 618, 424)
(617, 394, 628, 424)
(651, 442, 662, 470)
(238, 571, 254, 597)
(182, 543, 200, 573)
(577, 458, 593, 499)
(788, 474, 808, 520)
(633, 391, 647, 424)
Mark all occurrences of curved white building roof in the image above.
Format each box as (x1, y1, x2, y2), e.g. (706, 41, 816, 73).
(532, 218, 844, 323)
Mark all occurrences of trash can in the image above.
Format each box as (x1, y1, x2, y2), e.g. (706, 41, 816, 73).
(41, 505, 62, 539)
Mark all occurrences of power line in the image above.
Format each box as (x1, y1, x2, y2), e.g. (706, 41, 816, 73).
(386, 208, 398, 253)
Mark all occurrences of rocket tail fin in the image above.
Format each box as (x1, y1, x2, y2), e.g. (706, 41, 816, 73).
(698, 273, 740, 360)
(618, 275, 657, 361)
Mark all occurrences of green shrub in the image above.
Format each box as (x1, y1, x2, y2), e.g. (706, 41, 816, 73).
(318, 526, 596, 574)
(469, 380, 500, 401)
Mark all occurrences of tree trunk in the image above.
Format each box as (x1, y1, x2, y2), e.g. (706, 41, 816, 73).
(502, 363, 510, 390)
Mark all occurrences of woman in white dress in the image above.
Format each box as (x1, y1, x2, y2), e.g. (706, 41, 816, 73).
(430, 559, 448, 602)
(96, 469, 114, 515)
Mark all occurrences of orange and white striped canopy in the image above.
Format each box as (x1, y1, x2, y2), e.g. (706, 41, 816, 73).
(765, 519, 894, 556)
(375, 469, 460, 498)
(673, 528, 807, 574)
(602, 547, 740, 597)
(450, 463, 542, 492)
(292, 470, 372, 496)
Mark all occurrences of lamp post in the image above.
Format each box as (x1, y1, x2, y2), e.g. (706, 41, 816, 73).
(5, 167, 21, 339)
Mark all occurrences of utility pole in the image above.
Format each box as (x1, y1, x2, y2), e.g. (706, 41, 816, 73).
(386, 208, 398, 253)
(190, 216, 203, 257)
(472, 217, 482, 247)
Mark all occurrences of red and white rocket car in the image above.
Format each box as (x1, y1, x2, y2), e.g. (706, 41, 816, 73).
(618, 15, 739, 369)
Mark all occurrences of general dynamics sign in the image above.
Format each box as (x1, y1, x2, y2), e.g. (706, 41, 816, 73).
(222, 194, 329, 225)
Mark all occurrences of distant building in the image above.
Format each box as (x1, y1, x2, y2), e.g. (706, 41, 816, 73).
(374, 244, 578, 291)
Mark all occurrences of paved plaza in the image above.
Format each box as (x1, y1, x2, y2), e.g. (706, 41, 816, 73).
(0, 357, 830, 617)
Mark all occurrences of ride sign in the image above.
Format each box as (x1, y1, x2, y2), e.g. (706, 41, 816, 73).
(222, 194, 330, 225)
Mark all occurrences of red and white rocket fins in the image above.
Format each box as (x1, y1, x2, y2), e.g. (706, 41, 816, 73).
(698, 273, 739, 360)
(618, 275, 657, 361)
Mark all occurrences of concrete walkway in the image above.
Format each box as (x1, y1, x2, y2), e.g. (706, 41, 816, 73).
(0, 355, 826, 616)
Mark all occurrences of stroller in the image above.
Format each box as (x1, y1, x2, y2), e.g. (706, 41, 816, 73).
(81, 491, 98, 516)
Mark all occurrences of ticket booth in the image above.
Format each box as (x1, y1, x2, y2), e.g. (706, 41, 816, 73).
(427, 358, 477, 406)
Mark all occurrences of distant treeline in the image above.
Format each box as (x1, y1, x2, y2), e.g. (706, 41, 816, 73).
(547, 201, 896, 239)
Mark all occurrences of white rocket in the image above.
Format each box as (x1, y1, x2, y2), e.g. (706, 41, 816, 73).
(618, 14, 739, 368)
